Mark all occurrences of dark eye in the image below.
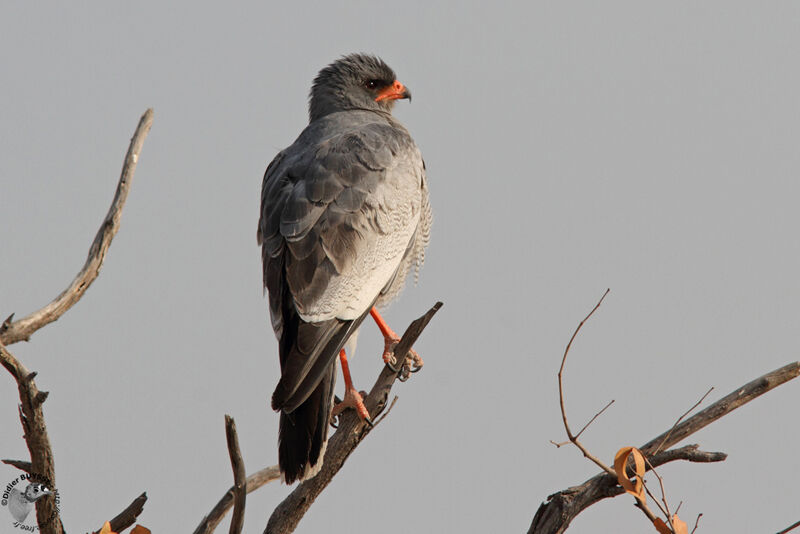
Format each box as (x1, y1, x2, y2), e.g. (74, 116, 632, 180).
(365, 80, 379, 90)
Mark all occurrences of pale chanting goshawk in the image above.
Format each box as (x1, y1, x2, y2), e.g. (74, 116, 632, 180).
(258, 54, 431, 483)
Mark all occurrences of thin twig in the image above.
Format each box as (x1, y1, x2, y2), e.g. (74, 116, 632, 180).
(551, 399, 615, 447)
(642, 460, 671, 521)
(556, 289, 615, 475)
(224, 416, 246, 534)
(640, 477, 666, 518)
(574, 399, 615, 440)
(652, 387, 714, 457)
(690, 513, 703, 534)
(372, 395, 399, 427)
(193, 466, 281, 534)
(0, 108, 154, 345)
(633, 500, 659, 526)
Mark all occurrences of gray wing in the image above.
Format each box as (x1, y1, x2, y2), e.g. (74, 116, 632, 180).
(259, 116, 425, 412)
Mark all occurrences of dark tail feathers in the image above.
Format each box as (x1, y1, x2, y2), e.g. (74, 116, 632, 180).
(278, 363, 336, 483)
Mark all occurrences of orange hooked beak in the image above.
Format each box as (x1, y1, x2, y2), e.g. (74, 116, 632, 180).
(375, 80, 412, 102)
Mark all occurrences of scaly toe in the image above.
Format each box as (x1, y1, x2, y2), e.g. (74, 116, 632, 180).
(332, 387, 372, 424)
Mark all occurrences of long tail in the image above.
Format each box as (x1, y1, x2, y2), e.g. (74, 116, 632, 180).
(278, 362, 336, 484)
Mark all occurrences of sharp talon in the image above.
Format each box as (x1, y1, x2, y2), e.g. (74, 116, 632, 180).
(330, 417, 339, 429)
(385, 359, 401, 373)
(332, 385, 372, 423)
(410, 365, 422, 373)
(364, 416, 374, 428)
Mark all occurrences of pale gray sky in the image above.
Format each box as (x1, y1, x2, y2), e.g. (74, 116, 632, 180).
(2, 2, 799, 533)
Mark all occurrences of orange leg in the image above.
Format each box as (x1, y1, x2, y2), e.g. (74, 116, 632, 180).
(370, 307, 424, 371)
(332, 349, 372, 425)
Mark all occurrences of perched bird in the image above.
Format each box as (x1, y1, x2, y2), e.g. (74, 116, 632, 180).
(258, 54, 431, 483)
(7, 482, 51, 523)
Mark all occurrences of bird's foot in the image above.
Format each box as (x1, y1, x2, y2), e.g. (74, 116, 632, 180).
(382, 336, 424, 381)
(370, 307, 423, 380)
(332, 386, 373, 427)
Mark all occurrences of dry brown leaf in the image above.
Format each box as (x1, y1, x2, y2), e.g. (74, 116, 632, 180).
(671, 515, 689, 534)
(614, 446, 646, 502)
(653, 517, 671, 534)
(652, 514, 689, 534)
(130, 526, 151, 534)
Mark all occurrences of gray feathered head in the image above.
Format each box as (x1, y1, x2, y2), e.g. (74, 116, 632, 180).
(309, 53, 411, 121)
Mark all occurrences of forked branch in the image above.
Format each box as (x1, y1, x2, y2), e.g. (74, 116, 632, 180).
(1, 109, 154, 533)
(0, 341, 64, 534)
(193, 303, 441, 534)
(193, 466, 281, 534)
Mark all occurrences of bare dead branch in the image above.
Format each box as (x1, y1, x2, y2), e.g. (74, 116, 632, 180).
(530, 361, 800, 533)
(640, 361, 800, 456)
(91, 493, 148, 534)
(0, 110, 154, 534)
(224, 415, 246, 534)
(0, 108, 154, 346)
(0, 341, 64, 534)
(264, 302, 442, 534)
(777, 519, 800, 534)
(194, 466, 281, 534)
(2, 458, 33, 473)
(530, 445, 725, 534)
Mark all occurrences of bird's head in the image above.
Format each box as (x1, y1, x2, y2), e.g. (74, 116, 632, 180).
(23, 483, 52, 503)
(309, 53, 411, 122)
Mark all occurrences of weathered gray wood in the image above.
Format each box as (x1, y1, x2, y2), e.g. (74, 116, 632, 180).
(0, 109, 154, 345)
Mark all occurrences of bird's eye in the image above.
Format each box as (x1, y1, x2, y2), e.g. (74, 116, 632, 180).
(365, 80, 379, 90)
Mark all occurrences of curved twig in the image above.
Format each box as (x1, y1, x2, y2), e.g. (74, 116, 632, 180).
(555, 289, 615, 475)
(194, 466, 281, 534)
(0, 108, 154, 345)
